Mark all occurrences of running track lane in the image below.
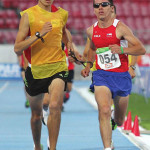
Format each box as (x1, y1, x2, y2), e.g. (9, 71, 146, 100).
(0, 80, 140, 150)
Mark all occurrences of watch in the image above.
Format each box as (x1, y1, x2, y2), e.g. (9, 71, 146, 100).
(130, 65, 136, 70)
(35, 32, 44, 43)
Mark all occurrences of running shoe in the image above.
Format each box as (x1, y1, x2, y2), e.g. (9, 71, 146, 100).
(111, 107, 117, 130)
(63, 92, 70, 103)
(111, 118, 117, 130)
(42, 108, 49, 126)
(25, 99, 30, 108)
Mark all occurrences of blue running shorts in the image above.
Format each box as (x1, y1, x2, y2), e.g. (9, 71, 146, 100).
(90, 69, 132, 99)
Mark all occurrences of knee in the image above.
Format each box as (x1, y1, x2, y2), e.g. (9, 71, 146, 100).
(99, 106, 111, 119)
(32, 111, 42, 122)
(49, 101, 61, 113)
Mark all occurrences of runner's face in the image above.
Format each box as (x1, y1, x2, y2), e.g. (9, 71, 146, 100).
(94, 0, 112, 20)
(38, 0, 54, 6)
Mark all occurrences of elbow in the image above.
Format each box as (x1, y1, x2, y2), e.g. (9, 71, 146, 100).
(14, 47, 19, 55)
(141, 48, 146, 55)
(14, 46, 22, 56)
(83, 52, 87, 59)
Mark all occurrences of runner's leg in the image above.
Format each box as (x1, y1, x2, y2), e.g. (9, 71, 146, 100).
(27, 93, 44, 150)
(94, 86, 112, 149)
(47, 78, 65, 150)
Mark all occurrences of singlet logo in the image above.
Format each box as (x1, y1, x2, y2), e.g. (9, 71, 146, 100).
(94, 35, 101, 38)
(106, 33, 112, 37)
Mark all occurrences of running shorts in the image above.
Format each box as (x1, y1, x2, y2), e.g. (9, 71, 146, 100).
(67, 70, 74, 83)
(24, 67, 68, 96)
(90, 69, 132, 99)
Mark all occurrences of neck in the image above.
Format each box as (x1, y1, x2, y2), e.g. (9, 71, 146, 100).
(38, 2, 52, 12)
(98, 16, 114, 28)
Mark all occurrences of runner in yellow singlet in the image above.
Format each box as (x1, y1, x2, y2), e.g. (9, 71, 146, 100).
(14, 0, 75, 150)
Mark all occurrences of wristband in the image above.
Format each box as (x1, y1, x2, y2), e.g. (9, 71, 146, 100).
(35, 32, 44, 43)
(120, 46, 124, 54)
(130, 65, 136, 70)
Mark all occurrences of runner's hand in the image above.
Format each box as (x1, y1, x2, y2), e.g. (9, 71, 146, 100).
(40, 22, 52, 37)
(109, 44, 122, 54)
(128, 67, 136, 78)
(81, 66, 90, 78)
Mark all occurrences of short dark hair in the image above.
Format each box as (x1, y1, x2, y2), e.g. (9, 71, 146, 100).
(93, 0, 114, 6)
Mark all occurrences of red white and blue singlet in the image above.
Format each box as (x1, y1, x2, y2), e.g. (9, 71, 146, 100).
(92, 19, 128, 72)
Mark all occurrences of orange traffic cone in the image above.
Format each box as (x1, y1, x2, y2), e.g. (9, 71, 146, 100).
(132, 115, 140, 136)
(124, 111, 132, 130)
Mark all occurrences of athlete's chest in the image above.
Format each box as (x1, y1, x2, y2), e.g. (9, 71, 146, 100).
(92, 26, 120, 48)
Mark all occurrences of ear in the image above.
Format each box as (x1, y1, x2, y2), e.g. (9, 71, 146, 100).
(111, 5, 114, 13)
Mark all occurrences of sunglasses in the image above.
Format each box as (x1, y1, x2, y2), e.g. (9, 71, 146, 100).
(93, 2, 111, 8)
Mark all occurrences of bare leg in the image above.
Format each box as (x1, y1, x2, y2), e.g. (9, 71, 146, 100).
(114, 95, 129, 126)
(47, 78, 65, 150)
(94, 86, 112, 149)
(27, 93, 44, 150)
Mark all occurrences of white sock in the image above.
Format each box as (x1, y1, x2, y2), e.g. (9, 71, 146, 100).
(105, 148, 111, 150)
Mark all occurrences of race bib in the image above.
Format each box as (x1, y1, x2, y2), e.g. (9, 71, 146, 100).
(96, 47, 121, 70)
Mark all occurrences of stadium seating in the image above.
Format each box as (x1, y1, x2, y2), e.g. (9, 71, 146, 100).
(0, 0, 149, 45)
(0, 19, 5, 29)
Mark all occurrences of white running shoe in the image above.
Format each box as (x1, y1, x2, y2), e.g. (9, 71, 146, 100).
(42, 108, 49, 126)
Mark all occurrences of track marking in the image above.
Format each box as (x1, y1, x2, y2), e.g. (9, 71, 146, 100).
(0, 81, 9, 93)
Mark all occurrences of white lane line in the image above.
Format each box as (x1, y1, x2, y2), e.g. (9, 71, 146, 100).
(0, 81, 9, 93)
(73, 86, 98, 110)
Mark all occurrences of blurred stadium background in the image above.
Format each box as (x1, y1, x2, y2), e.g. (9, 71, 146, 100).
(0, 0, 150, 125)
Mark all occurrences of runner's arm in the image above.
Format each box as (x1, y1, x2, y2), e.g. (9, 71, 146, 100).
(86, 26, 96, 66)
(14, 13, 41, 55)
(115, 22, 146, 55)
(14, 13, 53, 55)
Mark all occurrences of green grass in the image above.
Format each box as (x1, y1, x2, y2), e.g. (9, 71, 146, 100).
(127, 93, 150, 130)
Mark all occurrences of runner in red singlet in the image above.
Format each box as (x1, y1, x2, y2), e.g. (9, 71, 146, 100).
(81, 0, 146, 150)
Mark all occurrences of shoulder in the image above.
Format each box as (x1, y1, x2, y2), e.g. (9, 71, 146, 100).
(20, 5, 36, 16)
(57, 7, 68, 20)
(86, 25, 94, 40)
(117, 21, 132, 33)
(116, 21, 133, 39)
(58, 7, 68, 14)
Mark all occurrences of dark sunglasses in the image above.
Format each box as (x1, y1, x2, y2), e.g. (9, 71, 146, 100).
(93, 2, 111, 8)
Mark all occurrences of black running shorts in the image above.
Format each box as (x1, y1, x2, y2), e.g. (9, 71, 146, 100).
(24, 67, 68, 96)
(67, 70, 74, 83)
